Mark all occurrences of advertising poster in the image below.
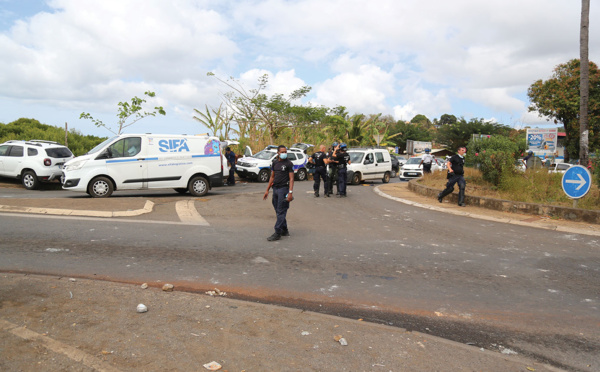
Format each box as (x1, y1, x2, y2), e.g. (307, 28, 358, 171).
(526, 128, 557, 155)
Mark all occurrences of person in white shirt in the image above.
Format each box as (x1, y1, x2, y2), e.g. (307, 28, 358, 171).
(419, 148, 434, 173)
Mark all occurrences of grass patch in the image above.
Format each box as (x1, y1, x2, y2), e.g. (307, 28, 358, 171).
(418, 168, 600, 210)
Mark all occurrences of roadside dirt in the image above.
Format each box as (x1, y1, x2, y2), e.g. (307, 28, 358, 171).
(0, 274, 557, 372)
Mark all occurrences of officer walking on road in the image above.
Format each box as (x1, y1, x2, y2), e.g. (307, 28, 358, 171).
(309, 145, 328, 197)
(263, 145, 294, 241)
(332, 143, 351, 198)
(437, 146, 467, 207)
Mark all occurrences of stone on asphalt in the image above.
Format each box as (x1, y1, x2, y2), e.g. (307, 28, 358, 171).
(162, 283, 174, 291)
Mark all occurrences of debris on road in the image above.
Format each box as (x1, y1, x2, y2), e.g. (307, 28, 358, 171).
(162, 284, 174, 292)
(203, 361, 222, 370)
(205, 288, 227, 297)
(141, 283, 148, 289)
(334, 335, 348, 345)
(69, 278, 77, 282)
(301, 331, 310, 336)
(136, 304, 148, 313)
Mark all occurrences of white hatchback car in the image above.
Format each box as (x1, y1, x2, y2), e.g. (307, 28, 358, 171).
(0, 140, 73, 189)
(398, 156, 441, 180)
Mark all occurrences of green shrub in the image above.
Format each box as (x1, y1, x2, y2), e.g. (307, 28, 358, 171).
(467, 135, 519, 187)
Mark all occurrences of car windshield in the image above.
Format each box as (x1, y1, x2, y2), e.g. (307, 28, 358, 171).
(406, 157, 422, 165)
(87, 136, 118, 155)
(349, 152, 364, 163)
(253, 150, 276, 160)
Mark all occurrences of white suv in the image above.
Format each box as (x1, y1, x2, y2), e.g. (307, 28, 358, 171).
(236, 146, 309, 182)
(0, 140, 74, 189)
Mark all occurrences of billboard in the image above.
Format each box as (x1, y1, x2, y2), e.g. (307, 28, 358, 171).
(406, 140, 432, 155)
(526, 128, 557, 155)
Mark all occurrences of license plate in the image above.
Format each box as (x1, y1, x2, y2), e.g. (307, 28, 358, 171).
(407, 172, 419, 176)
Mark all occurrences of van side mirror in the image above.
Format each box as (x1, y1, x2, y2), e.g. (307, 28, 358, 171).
(96, 148, 111, 160)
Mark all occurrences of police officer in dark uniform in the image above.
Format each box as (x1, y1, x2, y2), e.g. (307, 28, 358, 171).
(225, 147, 236, 185)
(437, 146, 467, 207)
(326, 142, 339, 196)
(309, 145, 328, 197)
(332, 143, 351, 197)
(263, 145, 295, 241)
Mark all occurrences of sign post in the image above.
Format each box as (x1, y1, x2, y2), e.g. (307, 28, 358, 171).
(561, 165, 592, 208)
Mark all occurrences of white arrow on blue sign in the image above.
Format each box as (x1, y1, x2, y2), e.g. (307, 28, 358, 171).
(561, 165, 592, 199)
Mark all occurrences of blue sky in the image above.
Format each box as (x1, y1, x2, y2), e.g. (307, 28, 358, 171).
(0, 0, 598, 138)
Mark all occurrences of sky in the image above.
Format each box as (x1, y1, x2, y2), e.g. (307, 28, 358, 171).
(0, 0, 599, 138)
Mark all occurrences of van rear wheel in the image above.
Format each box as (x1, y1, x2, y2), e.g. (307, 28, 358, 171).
(382, 171, 391, 183)
(88, 177, 113, 198)
(188, 176, 209, 196)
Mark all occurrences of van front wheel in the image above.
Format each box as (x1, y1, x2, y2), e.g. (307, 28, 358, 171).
(351, 172, 361, 185)
(189, 176, 209, 197)
(88, 177, 113, 198)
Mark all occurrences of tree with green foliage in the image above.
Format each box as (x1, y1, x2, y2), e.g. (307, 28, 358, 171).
(527, 59, 600, 162)
(410, 114, 432, 128)
(435, 117, 512, 152)
(80, 91, 166, 135)
(387, 120, 433, 153)
(192, 104, 233, 140)
(0, 118, 106, 156)
(437, 114, 458, 126)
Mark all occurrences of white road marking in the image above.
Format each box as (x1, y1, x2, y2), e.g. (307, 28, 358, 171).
(0, 318, 122, 372)
(175, 200, 209, 226)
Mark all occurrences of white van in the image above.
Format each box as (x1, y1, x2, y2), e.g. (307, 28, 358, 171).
(346, 148, 393, 185)
(62, 134, 224, 197)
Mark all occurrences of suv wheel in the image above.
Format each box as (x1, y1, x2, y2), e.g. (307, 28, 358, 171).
(22, 170, 40, 190)
(296, 168, 307, 181)
(258, 169, 270, 183)
(88, 177, 114, 198)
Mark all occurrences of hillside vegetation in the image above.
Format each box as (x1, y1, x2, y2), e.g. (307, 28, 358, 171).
(0, 118, 106, 156)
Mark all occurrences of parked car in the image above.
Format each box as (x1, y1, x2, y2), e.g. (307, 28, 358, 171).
(235, 145, 309, 182)
(395, 156, 407, 166)
(548, 162, 572, 173)
(398, 156, 442, 180)
(346, 148, 393, 185)
(0, 140, 73, 189)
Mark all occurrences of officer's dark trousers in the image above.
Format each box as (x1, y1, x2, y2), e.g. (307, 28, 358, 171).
(423, 163, 432, 173)
(327, 165, 338, 194)
(337, 167, 347, 196)
(272, 186, 289, 234)
(313, 166, 327, 195)
(439, 173, 466, 205)
(227, 167, 235, 185)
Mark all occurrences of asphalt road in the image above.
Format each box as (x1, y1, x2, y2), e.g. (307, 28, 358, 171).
(1, 178, 599, 371)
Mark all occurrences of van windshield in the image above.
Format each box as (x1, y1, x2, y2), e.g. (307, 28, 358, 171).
(349, 152, 364, 163)
(253, 150, 276, 160)
(87, 136, 118, 155)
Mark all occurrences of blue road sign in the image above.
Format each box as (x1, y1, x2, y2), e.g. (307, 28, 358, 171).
(561, 165, 592, 199)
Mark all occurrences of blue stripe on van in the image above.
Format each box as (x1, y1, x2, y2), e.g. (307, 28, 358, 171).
(106, 159, 138, 163)
(192, 154, 221, 158)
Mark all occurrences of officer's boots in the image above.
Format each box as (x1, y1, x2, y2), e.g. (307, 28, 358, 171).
(458, 188, 466, 207)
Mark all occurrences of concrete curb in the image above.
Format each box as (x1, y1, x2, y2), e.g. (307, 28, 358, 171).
(374, 186, 600, 237)
(0, 200, 154, 218)
(408, 180, 600, 224)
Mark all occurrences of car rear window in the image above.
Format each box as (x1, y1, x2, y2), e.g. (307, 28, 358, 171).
(45, 147, 73, 158)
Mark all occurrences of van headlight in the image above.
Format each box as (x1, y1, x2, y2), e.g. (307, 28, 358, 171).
(65, 159, 87, 171)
